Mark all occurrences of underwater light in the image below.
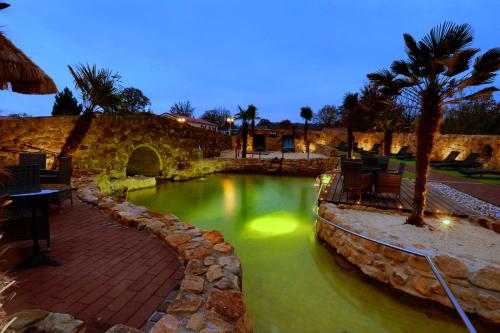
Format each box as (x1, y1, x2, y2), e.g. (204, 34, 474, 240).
(248, 211, 299, 237)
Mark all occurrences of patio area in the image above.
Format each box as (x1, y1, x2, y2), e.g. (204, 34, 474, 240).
(3, 199, 184, 329)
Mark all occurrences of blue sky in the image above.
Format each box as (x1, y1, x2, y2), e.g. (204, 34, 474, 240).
(1, 0, 499, 122)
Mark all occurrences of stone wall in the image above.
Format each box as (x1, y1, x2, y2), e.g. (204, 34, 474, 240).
(317, 203, 500, 323)
(218, 158, 339, 177)
(352, 132, 500, 169)
(76, 177, 252, 333)
(0, 114, 231, 175)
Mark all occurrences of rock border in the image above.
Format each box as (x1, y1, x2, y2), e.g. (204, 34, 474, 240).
(75, 177, 253, 333)
(317, 203, 500, 324)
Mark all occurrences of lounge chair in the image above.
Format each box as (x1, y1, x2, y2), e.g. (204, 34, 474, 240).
(391, 146, 409, 157)
(459, 169, 500, 178)
(430, 151, 460, 165)
(369, 143, 381, 154)
(341, 160, 373, 201)
(392, 146, 414, 159)
(336, 141, 348, 152)
(432, 153, 481, 169)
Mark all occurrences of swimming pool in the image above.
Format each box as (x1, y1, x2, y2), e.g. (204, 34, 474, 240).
(128, 173, 466, 333)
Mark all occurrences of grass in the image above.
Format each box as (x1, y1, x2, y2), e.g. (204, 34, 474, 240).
(390, 157, 500, 185)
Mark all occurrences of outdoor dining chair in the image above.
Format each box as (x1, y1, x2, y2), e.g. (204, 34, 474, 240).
(341, 160, 373, 201)
(19, 152, 47, 171)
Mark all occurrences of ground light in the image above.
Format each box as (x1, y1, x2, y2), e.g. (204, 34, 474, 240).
(247, 211, 299, 237)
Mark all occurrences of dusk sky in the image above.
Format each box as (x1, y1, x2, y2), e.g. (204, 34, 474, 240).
(1, 0, 499, 122)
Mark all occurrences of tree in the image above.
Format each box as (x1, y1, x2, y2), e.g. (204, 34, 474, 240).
(313, 105, 337, 127)
(200, 107, 232, 129)
(247, 104, 258, 135)
(341, 93, 360, 158)
(258, 118, 271, 128)
(278, 119, 292, 130)
(119, 87, 151, 113)
(359, 84, 404, 155)
(169, 101, 194, 117)
(300, 106, 313, 158)
(441, 97, 499, 134)
(235, 105, 251, 158)
(52, 87, 83, 116)
(7, 112, 30, 117)
(59, 64, 122, 158)
(368, 22, 499, 226)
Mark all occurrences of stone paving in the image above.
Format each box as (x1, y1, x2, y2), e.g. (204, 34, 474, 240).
(4, 199, 184, 329)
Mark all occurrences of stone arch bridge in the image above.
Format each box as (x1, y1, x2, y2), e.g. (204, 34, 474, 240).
(0, 113, 230, 176)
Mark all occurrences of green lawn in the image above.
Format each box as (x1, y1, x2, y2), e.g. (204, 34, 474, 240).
(391, 157, 500, 185)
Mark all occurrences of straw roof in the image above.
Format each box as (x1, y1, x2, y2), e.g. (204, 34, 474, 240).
(0, 32, 57, 94)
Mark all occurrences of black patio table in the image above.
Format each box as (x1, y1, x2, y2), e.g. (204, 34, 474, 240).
(9, 189, 63, 268)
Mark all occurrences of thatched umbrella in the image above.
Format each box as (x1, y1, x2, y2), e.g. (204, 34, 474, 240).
(0, 31, 57, 94)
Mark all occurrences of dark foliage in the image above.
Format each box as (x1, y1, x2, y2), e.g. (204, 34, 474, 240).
(118, 87, 151, 113)
(169, 100, 195, 117)
(441, 97, 499, 134)
(52, 87, 83, 116)
(200, 107, 232, 129)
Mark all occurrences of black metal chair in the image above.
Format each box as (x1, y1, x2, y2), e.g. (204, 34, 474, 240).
(40, 156, 73, 210)
(0, 165, 50, 248)
(41, 156, 72, 184)
(19, 152, 47, 171)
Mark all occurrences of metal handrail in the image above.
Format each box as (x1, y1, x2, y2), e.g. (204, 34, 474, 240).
(313, 211, 477, 333)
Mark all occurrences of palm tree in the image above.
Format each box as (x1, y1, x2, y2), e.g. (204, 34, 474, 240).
(247, 104, 258, 135)
(368, 22, 499, 226)
(235, 105, 251, 158)
(59, 64, 122, 157)
(359, 84, 403, 156)
(300, 106, 313, 158)
(341, 93, 359, 158)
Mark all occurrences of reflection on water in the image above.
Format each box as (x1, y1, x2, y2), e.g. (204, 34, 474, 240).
(128, 174, 467, 333)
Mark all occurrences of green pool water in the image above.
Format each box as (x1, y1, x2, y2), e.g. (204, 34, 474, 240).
(128, 173, 467, 333)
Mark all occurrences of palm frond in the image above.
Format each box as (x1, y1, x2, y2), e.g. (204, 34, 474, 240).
(438, 48, 480, 76)
(391, 60, 411, 77)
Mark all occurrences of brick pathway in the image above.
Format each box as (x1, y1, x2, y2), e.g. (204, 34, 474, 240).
(4, 200, 183, 329)
(395, 163, 500, 206)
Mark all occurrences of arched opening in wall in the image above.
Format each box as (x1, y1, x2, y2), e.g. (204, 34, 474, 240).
(126, 146, 162, 176)
(481, 144, 493, 159)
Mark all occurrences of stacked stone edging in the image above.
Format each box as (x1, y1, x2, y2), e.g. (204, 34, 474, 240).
(317, 203, 500, 323)
(75, 177, 253, 333)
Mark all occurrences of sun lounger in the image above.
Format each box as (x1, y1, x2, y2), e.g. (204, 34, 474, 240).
(432, 153, 481, 169)
(459, 169, 500, 177)
(430, 151, 460, 165)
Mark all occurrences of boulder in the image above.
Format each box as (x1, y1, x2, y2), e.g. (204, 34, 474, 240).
(32, 312, 83, 333)
(181, 274, 205, 294)
(150, 314, 179, 333)
(202, 230, 224, 244)
(207, 265, 224, 282)
(8, 309, 49, 330)
(167, 292, 202, 314)
(434, 255, 469, 279)
(206, 290, 246, 321)
(105, 324, 143, 333)
(470, 266, 500, 292)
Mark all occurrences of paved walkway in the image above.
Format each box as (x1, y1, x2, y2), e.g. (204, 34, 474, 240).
(4, 200, 183, 329)
(400, 163, 500, 206)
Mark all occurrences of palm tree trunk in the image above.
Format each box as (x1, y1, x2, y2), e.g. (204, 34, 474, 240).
(304, 120, 309, 158)
(56, 109, 94, 167)
(383, 129, 393, 156)
(406, 86, 442, 226)
(347, 122, 353, 158)
(241, 122, 248, 158)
